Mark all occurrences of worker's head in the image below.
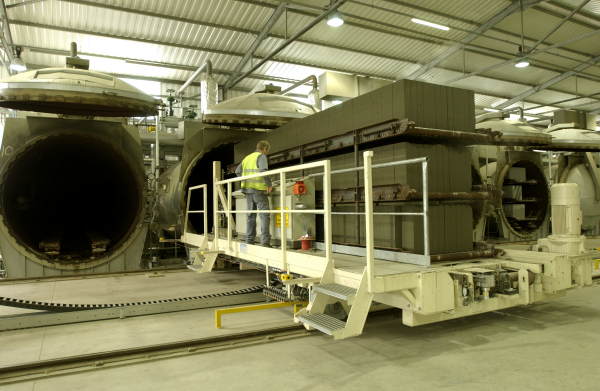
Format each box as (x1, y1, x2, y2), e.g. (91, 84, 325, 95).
(256, 140, 271, 154)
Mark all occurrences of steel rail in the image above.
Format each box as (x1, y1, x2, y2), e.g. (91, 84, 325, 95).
(0, 325, 311, 384)
(0, 266, 187, 284)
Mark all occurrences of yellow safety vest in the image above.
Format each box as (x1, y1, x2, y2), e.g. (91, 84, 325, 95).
(241, 152, 268, 191)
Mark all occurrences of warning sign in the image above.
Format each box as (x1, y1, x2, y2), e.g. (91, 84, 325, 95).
(275, 207, 289, 228)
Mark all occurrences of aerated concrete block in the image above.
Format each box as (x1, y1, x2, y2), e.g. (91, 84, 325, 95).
(234, 79, 476, 161)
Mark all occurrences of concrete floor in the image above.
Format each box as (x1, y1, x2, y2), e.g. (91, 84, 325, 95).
(2, 282, 600, 390)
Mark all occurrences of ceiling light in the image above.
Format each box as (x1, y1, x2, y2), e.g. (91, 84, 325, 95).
(411, 18, 449, 31)
(9, 58, 26, 72)
(484, 108, 500, 112)
(514, 59, 530, 68)
(514, 46, 530, 68)
(327, 11, 344, 27)
(10, 47, 26, 73)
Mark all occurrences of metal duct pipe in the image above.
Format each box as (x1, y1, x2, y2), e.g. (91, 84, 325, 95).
(429, 249, 501, 262)
(177, 60, 213, 96)
(280, 75, 321, 110)
(200, 73, 218, 114)
(280, 75, 318, 96)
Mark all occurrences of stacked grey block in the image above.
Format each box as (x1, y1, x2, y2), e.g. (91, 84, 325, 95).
(235, 79, 475, 161)
(234, 79, 476, 255)
(328, 143, 472, 254)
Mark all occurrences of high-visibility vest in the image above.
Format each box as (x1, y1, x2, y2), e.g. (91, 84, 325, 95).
(241, 152, 268, 191)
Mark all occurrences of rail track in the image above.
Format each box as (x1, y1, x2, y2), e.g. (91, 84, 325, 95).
(0, 325, 312, 384)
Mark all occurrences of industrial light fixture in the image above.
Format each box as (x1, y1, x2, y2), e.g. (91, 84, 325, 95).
(327, 10, 344, 27)
(411, 18, 449, 31)
(514, 59, 530, 68)
(514, 45, 530, 68)
(484, 108, 500, 113)
(514, 1, 530, 69)
(9, 46, 26, 72)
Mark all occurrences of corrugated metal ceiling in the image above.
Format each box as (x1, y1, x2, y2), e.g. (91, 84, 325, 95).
(7, 0, 600, 118)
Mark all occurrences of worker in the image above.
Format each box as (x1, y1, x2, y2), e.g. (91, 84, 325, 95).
(236, 140, 273, 247)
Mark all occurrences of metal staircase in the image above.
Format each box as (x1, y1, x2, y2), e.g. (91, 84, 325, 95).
(313, 283, 357, 304)
(187, 250, 220, 273)
(296, 270, 373, 340)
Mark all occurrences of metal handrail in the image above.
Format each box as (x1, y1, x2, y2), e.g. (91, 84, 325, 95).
(212, 159, 332, 273)
(361, 151, 429, 291)
(185, 152, 430, 293)
(215, 160, 326, 185)
(183, 184, 207, 241)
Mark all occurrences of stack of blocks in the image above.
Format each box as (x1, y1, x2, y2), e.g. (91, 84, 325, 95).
(234, 79, 476, 255)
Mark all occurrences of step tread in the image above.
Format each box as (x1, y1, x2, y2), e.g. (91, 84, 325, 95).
(297, 313, 346, 335)
(186, 264, 204, 272)
(314, 283, 357, 300)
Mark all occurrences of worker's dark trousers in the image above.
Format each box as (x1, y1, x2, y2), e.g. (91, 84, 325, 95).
(245, 191, 271, 245)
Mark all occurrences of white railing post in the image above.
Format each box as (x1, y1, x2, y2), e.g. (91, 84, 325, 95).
(323, 159, 333, 269)
(203, 185, 208, 238)
(363, 151, 375, 292)
(183, 185, 192, 239)
(213, 161, 221, 250)
(227, 182, 232, 250)
(279, 172, 288, 272)
(421, 159, 430, 257)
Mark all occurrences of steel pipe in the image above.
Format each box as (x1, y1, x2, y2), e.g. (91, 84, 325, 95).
(280, 75, 318, 96)
(177, 60, 213, 96)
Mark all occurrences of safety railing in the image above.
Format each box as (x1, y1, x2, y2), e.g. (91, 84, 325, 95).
(183, 184, 208, 247)
(337, 151, 429, 291)
(211, 159, 332, 274)
(184, 151, 429, 293)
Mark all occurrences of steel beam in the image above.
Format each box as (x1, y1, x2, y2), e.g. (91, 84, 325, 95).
(248, 0, 593, 71)
(406, 0, 543, 80)
(12, 10, 600, 112)
(0, 0, 14, 73)
(534, 1, 600, 30)
(5, 0, 45, 8)
(445, 27, 600, 85)
(528, 96, 600, 116)
(12, 0, 600, 85)
(8, 19, 404, 77)
(60, 0, 598, 78)
(254, 0, 594, 63)
(228, 0, 347, 88)
(377, 0, 598, 59)
(223, 2, 286, 90)
(524, 91, 600, 112)
(529, 0, 592, 52)
(496, 53, 600, 110)
(24, 45, 303, 85)
(22, 41, 600, 114)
